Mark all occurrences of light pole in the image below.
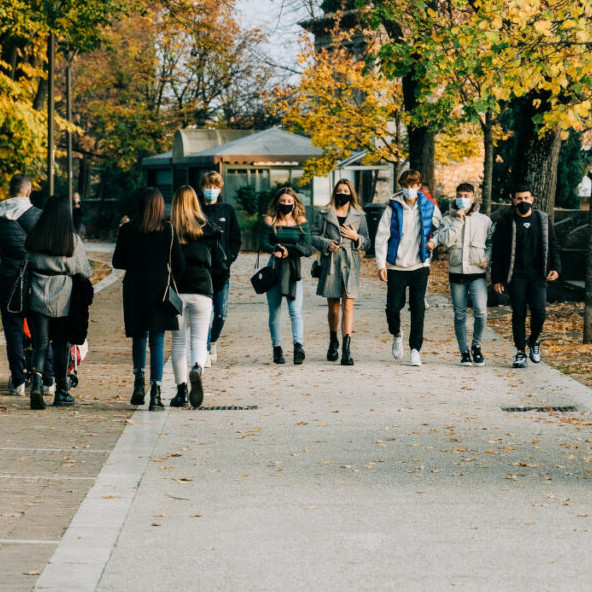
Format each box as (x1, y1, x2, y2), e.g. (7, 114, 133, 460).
(47, 31, 56, 198)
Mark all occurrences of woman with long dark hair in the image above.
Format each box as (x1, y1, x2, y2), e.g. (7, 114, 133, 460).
(311, 179, 370, 365)
(26, 194, 91, 409)
(260, 187, 313, 364)
(113, 187, 184, 411)
(169, 185, 221, 409)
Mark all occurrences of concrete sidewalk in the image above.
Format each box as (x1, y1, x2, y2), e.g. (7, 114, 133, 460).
(21, 253, 592, 590)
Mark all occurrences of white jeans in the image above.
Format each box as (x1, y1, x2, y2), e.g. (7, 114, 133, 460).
(171, 293, 213, 385)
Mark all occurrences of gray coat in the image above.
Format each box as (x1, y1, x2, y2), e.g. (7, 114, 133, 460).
(28, 235, 92, 318)
(311, 207, 370, 299)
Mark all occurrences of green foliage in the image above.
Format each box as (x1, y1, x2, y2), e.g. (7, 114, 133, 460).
(556, 131, 585, 209)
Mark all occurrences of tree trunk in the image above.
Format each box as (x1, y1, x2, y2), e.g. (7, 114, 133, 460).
(584, 176, 592, 343)
(511, 93, 562, 221)
(481, 110, 494, 216)
(402, 72, 435, 191)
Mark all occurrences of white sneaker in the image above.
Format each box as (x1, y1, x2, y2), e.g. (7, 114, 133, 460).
(8, 377, 25, 396)
(210, 343, 218, 364)
(43, 381, 56, 395)
(204, 354, 212, 368)
(391, 333, 404, 360)
(409, 349, 422, 366)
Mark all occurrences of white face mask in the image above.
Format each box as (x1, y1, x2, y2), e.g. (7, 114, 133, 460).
(402, 187, 418, 201)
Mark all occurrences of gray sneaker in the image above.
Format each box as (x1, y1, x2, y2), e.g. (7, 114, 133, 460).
(189, 364, 204, 409)
(513, 350, 528, 368)
(528, 342, 541, 363)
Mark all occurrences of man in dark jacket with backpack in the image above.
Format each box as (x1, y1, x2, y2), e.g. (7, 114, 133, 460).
(491, 185, 561, 368)
(0, 174, 43, 395)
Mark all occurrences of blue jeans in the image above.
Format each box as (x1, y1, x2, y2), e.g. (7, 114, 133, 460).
(132, 331, 164, 382)
(266, 280, 304, 347)
(208, 279, 229, 348)
(449, 277, 488, 352)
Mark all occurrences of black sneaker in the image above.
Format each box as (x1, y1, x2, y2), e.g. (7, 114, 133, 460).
(471, 346, 485, 367)
(294, 343, 305, 365)
(528, 341, 541, 363)
(189, 364, 204, 409)
(460, 351, 472, 366)
(513, 350, 528, 368)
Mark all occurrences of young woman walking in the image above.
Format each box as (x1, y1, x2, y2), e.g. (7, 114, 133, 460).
(113, 187, 184, 411)
(169, 185, 221, 409)
(311, 179, 370, 365)
(26, 194, 92, 409)
(260, 187, 313, 365)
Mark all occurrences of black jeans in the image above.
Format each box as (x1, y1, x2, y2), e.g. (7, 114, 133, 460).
(27, 311, 69, 388)
(507, 277, 547, 350)
(0, 277, 28, 386)
(386, 267, 430, 351)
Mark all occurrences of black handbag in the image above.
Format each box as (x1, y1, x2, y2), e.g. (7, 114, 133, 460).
(250, 252, 278, 294)
(162, 224, 183, 316)
(7, 254, 30, 314)
(311, 258, 321, 279)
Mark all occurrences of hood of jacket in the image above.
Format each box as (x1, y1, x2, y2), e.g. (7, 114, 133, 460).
(0, 197, 34, 221)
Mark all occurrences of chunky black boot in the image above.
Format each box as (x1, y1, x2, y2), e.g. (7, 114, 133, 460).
(148, 381, 164, 412)
(53, 380, 75, 407)
(30, 373, 46, 410)
(294, 343, 305, 365)
(170, 383, 188, 407)
(130, 367, 145, 405)
(188, 365, 204, 409)
(341, 335, 354, 366)
(273, 346, 285, 364)
(327, 332, 339, 361)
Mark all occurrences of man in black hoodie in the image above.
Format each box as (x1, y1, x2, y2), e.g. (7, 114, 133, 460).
(0, 174, 42, 394)
(491, 185, 561, 368)
(199, 172, 241, 366)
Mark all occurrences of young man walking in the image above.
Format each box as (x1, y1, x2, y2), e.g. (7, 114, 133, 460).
(375, 169, 441, 366)
(436, 183, 492, 366)
(0, 174, 42, 394)
(491, 185, 561, 368)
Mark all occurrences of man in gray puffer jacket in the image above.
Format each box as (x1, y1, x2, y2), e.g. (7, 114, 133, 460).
(0, 174, 43, 394)
(435, 183, 492, 367)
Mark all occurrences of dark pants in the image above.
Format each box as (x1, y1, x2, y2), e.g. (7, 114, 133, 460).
(27, 311, 70, 388)
(0, 277, 28, 386)
(507, 277, 547, 350)
(386, 267, 430, 351)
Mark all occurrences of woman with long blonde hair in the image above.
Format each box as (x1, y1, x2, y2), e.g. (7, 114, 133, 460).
(260, 187, 313, 364)
(311, 179, 370, 365)
(169, 185, 221, 408)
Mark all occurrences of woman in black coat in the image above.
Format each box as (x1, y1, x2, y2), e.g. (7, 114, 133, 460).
(113, 187, 184, 411)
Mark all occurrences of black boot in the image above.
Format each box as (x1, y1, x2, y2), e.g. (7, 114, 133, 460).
(130, 367, 145, 405)
(170, 383, 188, 407)
(148, 381, 164, 411)
(188, 364, 204, 409)
(327, 332, 339, 361)
(30, 373, 46, 410)
(273, 346, 285, 364)
(294, 343, 305, 365)
(341, 335, 354, 366)
(53, 380, 75, 407)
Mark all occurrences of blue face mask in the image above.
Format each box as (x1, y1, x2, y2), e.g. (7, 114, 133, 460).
(402, 187, 418, 201)
(456, 197, 472, 211)
(203, 188, 220, 202)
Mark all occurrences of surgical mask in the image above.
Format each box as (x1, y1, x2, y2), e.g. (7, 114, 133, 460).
(335, 193, 351, 207)
(203, 188, 220, 202)
(516, 201, 532, 215)
(402, 187, 418, 201)
(456, 197, 472, 211)
(278, 203, 294, 215)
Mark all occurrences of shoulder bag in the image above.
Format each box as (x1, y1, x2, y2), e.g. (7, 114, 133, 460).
(162, 225, 184, 316)
(250, 251, 278, 294)
(7, 254, 30, 314)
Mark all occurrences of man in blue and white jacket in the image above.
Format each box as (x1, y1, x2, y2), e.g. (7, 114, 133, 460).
(375, 169, 441, 367)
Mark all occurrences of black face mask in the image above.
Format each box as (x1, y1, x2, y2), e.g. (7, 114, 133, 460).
(335, 193, 351, 207)
(278, 203, 294, 215)
(516, 201, 532, 215)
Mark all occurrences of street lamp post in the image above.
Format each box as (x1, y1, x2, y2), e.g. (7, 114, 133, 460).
(47, 31, 56, 198)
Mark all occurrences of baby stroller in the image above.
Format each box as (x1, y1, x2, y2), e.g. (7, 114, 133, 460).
(22, 318, 87, 390)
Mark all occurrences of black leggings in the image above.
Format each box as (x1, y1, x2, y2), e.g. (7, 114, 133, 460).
(27, 311, 70, 387)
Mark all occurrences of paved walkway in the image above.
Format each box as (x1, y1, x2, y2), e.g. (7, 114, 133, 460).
(3, 246, 592, 591)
